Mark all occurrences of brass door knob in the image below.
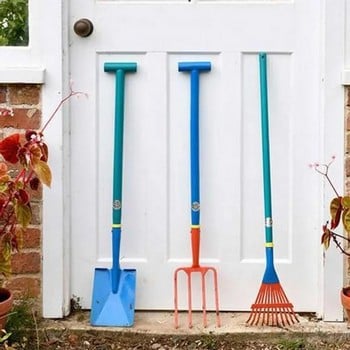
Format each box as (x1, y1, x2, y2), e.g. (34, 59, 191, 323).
(73, 18, 94, 37)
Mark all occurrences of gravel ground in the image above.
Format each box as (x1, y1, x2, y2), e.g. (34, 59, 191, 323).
(6, 331, 350, 350)
(2, 311, 350, 350)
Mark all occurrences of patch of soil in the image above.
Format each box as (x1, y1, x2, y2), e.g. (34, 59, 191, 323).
(4, 331, 350, 350)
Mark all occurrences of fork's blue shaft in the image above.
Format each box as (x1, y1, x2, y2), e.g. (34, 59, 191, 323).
(178, 62, 211, 226)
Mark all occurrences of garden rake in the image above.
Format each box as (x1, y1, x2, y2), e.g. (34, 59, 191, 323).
(174, 62, 220, 329)
(246, 53, 298, 327)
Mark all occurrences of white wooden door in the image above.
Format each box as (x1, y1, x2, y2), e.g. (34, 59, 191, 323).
(69, 0, 322, 311)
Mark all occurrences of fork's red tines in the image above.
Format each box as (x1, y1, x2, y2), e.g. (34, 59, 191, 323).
(173, 228, 221, 328)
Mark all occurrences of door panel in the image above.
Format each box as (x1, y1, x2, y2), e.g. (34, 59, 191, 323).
(70, 1, 321, 311)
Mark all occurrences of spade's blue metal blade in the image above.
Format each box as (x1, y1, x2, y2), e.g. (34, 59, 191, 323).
(90, 267, 136, 327)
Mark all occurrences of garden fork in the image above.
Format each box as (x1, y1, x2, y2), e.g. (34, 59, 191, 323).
(174, 62, 221, 329)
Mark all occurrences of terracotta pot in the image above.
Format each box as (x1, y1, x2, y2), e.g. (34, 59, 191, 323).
(341, 287, 350, 326)
(0, 288, 13, 330)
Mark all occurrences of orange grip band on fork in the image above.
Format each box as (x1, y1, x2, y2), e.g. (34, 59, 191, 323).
(191, 227, 200, 268)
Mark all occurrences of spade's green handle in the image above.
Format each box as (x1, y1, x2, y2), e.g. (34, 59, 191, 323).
(104, 62, 137, 225)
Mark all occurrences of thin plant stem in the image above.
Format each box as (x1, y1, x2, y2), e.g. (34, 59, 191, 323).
(314, 161, 340, 198)
(40, 87, 85, 134)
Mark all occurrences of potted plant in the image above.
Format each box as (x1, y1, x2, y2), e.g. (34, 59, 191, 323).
(312, 156, 350, 324)
(0, 86, 84, 328)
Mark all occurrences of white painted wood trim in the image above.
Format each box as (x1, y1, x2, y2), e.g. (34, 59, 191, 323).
(41, 0, 69, 318)
(0, 1, 66, 317)
(322, 0, 345, 321)
(342, 70, 350, 85)
(0, 67, 45, 84)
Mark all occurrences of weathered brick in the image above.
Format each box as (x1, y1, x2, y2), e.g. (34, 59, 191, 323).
(346, 108, 350, 131)
(347, 133, 350, 153)
(30, 202, 42, 226)
(0, 108, 41, 129)
(4, 277, 40, 298)
(8, 85, 40, 105)
(347, 87, 350, 107)
(11, 251, 41, 274)
(0, 84, 43, 308)
(0, 86, 7, 103)
(345, 157, 350, 178)
(345, 179, 350, 194)
(22, 228, 41, 249)
(29, 183, 43, 201)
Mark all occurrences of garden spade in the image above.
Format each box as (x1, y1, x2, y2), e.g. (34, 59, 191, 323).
(90, 62, 137, 327)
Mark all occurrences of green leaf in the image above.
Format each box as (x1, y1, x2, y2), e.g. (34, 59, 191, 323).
(343, 208, 350, 233)
(0, 331, 12, 343)
(343, 196, 350, 209)
(15, 202, 31, 228)
(0, 183, 8, 193)
(33, 160, 52, 188)
(0, 242, 12, 277)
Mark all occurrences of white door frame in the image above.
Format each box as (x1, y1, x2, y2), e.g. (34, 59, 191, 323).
(40, 0, 345, 319)
(321, 0, 346, 321)
(0, 0, 69, 317)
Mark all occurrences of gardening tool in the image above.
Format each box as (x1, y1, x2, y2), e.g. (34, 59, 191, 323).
(246, 53, 298, 327)
(90, 62, 137, 327)
(174, 61, 220, 329)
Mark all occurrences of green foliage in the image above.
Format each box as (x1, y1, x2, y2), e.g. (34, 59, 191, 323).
(5, 298, 35, 344)
(278, 338, 306, 349)
(0, 0, 28, 46)
(0, 329, 12, 344)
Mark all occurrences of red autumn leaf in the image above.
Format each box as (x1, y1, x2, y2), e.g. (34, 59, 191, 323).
(25, 130, 37, 141)
(330, 197, 342, 229)
(40, 142, 49, 162)
(28, 143, 43, 166)
(29, 177, 40, 191)
(0, 134, 20, 164)
(18, 189, 30, 205)
(0, 162, 8, 176)
(321, 224, 331, 250)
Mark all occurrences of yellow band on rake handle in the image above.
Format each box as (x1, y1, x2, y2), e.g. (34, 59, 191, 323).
(265, 242, 273, 248)
(191, 225, 200, 229)
(112, 224, 121, 228)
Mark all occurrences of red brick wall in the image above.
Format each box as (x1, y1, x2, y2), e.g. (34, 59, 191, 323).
(0, 84, 42, 301)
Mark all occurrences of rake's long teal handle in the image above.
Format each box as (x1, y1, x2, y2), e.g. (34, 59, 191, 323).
(259, 53, 279, 284)
(104, 62, 137, 293)
(259, 53, 273, 244)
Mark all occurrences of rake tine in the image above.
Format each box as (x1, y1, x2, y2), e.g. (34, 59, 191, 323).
(248, 283, 299, 327)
